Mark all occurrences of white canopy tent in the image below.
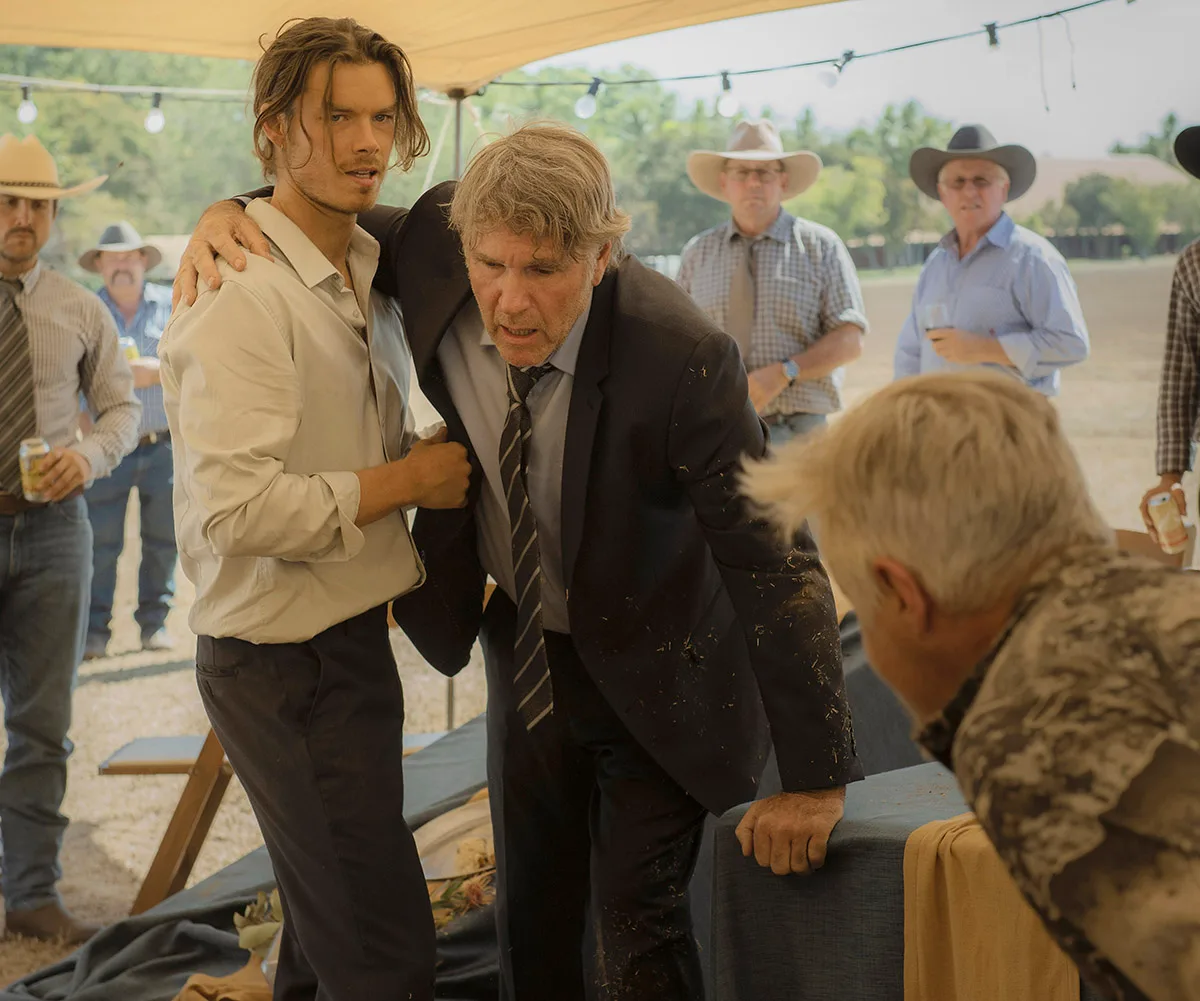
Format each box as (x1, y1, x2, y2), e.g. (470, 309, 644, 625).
(5, 1, 845, 96)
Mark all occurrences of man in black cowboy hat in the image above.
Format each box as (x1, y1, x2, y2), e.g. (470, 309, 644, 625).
(895, 124, 1089, 395)
(1139, 126, 1200, 545)
(80, 222, 177, 660)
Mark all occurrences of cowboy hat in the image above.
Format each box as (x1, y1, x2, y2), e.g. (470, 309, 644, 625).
(1176, 126, 1200, 181)
(78, 221, 163, 273)
(687, 119, 822, 202)
(0, 133, 106, 200)
(909, 124, 1036, 202)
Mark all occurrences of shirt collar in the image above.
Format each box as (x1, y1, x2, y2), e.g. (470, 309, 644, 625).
(939, 212, 1015, 255)
(914, 542, 1110, 769)
(478, 300, 591, 377)
(6, 258, 43, 293)
(723, 209, 793, 246)
(245, 197, 380, 292)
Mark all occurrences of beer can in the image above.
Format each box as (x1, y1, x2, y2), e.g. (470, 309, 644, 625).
(1147, 491, 1189, 554)
(18, 437, 50, 503)
(119, 336, 139, 362)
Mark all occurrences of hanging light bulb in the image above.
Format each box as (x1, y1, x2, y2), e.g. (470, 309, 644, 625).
(716, 71, 739, 119)
(16, 86, 38, 125)
(574, 78, 601, 120)
(985, 22, 1000, 49)
(144, 92, 166, 134)
(819, 50, 855, 89)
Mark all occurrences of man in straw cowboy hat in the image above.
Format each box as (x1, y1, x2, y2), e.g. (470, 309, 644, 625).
(79, 222, 177, 661)
(678, 119, 867, 444)
(896, 124, 1089, 394)
(0, 133, 140, 943)
(1139, 126, 1200, 548)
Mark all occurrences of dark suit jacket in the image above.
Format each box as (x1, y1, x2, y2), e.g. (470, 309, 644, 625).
(363, 182, 861, 815)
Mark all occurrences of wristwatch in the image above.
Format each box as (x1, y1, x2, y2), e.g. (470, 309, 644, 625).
(782, 358, 801, 383)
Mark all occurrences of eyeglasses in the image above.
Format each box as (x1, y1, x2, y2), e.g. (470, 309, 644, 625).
(725, 167, 784, 184)
(940, 176, 999, 192)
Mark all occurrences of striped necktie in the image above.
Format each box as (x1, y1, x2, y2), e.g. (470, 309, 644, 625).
(0, 279, 37, 496)
(499, 362, 555, 730)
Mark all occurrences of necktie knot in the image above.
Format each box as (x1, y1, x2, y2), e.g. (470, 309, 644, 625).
(507, 363, 554, 405)
(0, 279, 21, 305)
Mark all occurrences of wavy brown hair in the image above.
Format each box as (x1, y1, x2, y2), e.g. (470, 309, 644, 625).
(251, 17, 429, 178)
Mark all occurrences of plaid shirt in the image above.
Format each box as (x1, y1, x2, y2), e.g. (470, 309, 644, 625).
(1155, 239, 1200, 474)
(676, 210, 867, 416)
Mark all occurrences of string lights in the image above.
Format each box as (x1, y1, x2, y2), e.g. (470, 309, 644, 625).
(2, 0, 1134, 127)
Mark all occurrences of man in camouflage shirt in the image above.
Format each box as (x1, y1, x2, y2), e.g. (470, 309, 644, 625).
(743, 370, 1200, 1001)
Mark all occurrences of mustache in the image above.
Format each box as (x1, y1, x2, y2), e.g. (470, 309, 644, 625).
(4, 227, 35, 239)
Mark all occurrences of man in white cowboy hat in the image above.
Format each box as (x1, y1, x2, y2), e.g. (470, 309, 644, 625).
(896, 124, 1089, 394)
(677, 118, 867, 444)
(0, 133, 140, 943)
(78, 222, 177, 660)
(1139, 126, 1200, 547)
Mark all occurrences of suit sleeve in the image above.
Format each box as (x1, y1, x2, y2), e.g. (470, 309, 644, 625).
(667, 331, 862, 791)
(357, 204, 410, 298)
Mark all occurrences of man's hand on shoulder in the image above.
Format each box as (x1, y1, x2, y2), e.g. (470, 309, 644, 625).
(735, 787, 846, 876)
(173, 199, 273, 310)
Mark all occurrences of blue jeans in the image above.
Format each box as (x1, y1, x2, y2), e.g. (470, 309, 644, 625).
(765, 412, 827, 447)
(0, 496, 91, 910)
(86, 438, 177, 641)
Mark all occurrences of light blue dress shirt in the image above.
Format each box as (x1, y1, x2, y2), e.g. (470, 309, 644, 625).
(894, 214, 1089, 396)
(98, 281, 173, 434)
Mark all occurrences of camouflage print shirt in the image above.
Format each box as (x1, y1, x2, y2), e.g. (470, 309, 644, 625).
(918, 546, 1200, 1001)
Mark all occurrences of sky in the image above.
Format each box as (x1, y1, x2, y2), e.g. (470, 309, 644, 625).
(530, 0, 1199, 159)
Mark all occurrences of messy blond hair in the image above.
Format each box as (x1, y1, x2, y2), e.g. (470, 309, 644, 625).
(251, 17, 428, 179)
(741, 371, 1112, 616)
(449, 121, 631, 263)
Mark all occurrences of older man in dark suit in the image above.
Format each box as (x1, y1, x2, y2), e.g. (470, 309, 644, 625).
(176, 122, 860, 1001)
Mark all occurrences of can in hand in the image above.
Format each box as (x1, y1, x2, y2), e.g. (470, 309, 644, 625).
(19, 437, 51, 503)
(119, 336, 139, 362)
(1147, 491, 1190, 554)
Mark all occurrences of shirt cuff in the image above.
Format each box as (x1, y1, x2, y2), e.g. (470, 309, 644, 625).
(72, 439, 109, 484)
(316, 470, 366, 561)
(996, 332, 1038, 380)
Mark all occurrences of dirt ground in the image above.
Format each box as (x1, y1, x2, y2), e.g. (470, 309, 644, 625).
(0, 256, 1177, 983)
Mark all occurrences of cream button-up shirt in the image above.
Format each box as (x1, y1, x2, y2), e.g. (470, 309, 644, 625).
(159, 198, 423, 643)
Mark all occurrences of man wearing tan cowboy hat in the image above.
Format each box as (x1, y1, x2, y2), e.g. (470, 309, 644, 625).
(677, 118, 867, 444)
(895, 123, 1089, 394)
(78, 223, 177, 661)
(0, 133, 139, 943)
(1139, 126, 1200, 548)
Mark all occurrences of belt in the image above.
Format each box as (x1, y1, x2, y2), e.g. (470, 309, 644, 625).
(0, 492, 42, 515)
(138, 430, 170, 448)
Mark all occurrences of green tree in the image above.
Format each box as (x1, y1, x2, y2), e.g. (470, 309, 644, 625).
(1110, 112, 1181, 167)
(1099, 178, 1165, 257)
(785, 155, 887, 241)
(1064, 173, 1120, 229)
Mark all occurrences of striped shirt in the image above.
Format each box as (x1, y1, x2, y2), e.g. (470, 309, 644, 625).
(895, 214, 1090, 396)
(7, 260, 140, 480)
(676, 210, 868, 416)
(98, 281, 172, 436)
(1155, 239, 1200, 475)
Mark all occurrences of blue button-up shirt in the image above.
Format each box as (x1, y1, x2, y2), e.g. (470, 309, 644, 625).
(98, 281, 172, 434)
(894, 214, 1089, 396)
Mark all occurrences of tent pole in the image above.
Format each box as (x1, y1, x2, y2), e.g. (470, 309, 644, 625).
(450, 88, 466, 179)
(443, 85, 468, 733)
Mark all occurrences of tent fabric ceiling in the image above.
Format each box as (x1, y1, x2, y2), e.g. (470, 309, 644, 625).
(5, 1, 844, 94)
